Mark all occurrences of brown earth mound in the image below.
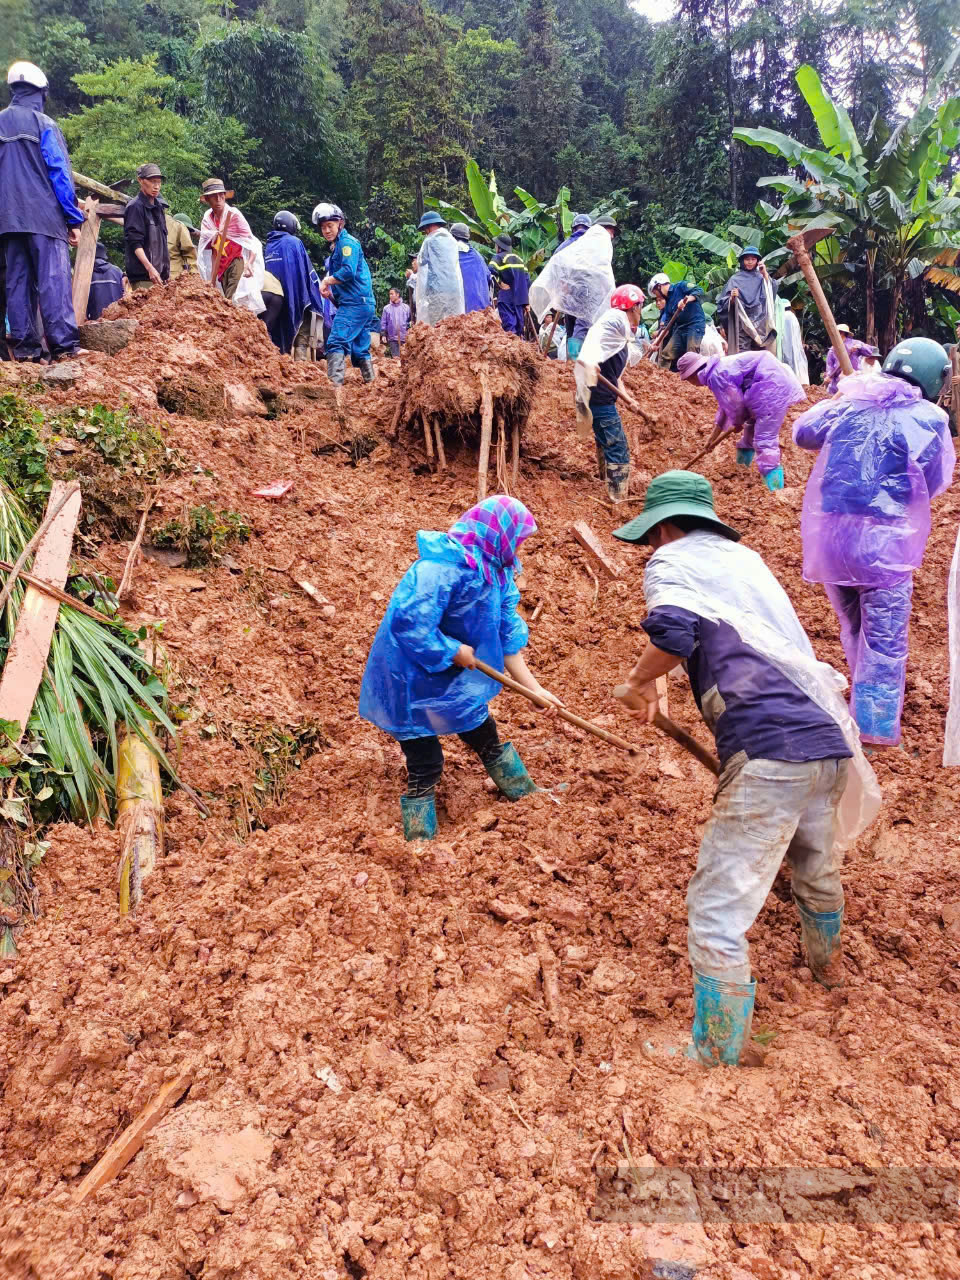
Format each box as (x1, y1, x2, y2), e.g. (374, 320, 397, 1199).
(2, 315, 959, 1280)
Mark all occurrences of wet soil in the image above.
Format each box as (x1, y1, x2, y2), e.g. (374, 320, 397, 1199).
(1, 305, 958, 1279)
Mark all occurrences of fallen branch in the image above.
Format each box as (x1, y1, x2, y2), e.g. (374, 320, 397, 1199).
(71, 1069, 194, 1205)
(118, 491, 157, 604)
(0, 558, 122, 626)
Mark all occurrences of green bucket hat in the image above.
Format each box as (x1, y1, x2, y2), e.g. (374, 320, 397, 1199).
(612, 470, 740, 545)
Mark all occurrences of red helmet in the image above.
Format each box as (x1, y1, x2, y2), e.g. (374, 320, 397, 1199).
(610, 284, 645, 312)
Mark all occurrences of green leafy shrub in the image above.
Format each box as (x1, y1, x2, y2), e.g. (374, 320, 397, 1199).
(152, 505, 252, 567)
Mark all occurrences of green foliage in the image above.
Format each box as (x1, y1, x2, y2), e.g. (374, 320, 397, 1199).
(51, 404, 169, 478)
(0, 395, 52, 520)
(152, 505, 251, 567)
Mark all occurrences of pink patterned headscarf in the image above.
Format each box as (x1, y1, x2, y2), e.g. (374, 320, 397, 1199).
(447, 496, 537, 587)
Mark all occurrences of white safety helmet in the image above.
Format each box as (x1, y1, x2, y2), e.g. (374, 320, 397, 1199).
(7, 61, 48, 89)
(312, 202, 344, 226)
(648, 272, 671, 293)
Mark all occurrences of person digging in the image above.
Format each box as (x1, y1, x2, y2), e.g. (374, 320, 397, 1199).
(612, 471, 879, 1066)
(677, 349, 806, 491)
(358, 496, 561, 840)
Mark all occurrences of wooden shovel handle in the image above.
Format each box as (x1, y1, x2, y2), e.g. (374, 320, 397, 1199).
(652, 711, 720, 777)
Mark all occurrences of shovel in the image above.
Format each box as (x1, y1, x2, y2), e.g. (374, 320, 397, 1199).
(473, 658, 720, 776)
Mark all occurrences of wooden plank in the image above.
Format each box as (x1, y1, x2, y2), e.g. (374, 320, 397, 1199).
(570, 520, 621, 580)
(72, 197, 102, 326)
(72, 1070, 193, 1204)
(0, 483, 82, 744)
(478, 372, 493, 500)
(656, 674, 669, 718)
(72, 171, 131, 204)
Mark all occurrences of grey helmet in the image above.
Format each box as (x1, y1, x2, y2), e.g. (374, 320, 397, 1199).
(450, 222, 471, 242)
(312, 202, 344, 226)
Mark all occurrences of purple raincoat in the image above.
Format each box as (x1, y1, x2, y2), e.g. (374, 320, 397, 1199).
(793, 372, 955, 586)
(824, 336, 875, 394)
(699, 351, 807, 475)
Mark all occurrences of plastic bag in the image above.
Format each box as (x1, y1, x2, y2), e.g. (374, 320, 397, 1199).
(643, 529, 882, 848)
(415, 229, 465, 326)
(529, 225, 614, 324)
(945, 524, 960, 765)
(700, 323, 725, 358)
(574, 308, 631, 407)
(793, 373, 955, 586)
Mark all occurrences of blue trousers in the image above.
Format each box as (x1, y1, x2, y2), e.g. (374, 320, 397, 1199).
(326, 300, 376, 360)
(590, 402, 630, 468)
(498, 298, 525, 336)
(823, 575, 913, 745)
(3, 232, 79, 360)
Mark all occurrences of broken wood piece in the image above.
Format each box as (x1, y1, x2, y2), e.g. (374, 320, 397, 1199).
(511, 422, 520, 488)
(478, 372, 494, 500)
(531, 599, 545, 623)
(118, 492, 156, 604)
(534, 928, 565, 1029)
(570, 520, 621, 579)
(422, 413, 434, 461)
(432, 417, 446, 469)
(295, 580, 336, 618)
(389, 395, 406, 439)
(117, 728, 164, 914)
(0, 556, 119, 626)
(72, 196, 102, 325)
(0, 483, 82, 745)
(71, 1069, 194, 1205)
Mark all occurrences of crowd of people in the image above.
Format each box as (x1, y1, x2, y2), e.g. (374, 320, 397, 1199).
(3, 57, 960, 1070)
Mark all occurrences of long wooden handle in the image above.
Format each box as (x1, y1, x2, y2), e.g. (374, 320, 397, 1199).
(685, 424, 736, 470)
(652, 711, 720, 776)
(473, 658, 640, 754)
(594, 371, 641, 412)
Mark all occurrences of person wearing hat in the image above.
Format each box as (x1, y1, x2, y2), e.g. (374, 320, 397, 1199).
(166, 211, 198, 279)
(612, 470, 873, 1066)
(450, 223, 492, 313)
(123, 163, 170, 290)
(313, 201, 377, 383)
(648, 271, 706, 369)
(556, 212, 592, 256)
(793, 337, 955, 747)
(490, 233, 530, 336)
(823, 323, 875, 394)
(414, 211, 464, 326)
(677, 349, 806, 491)
(0, 61, 85, 360)
(198, 178, 257, 302)
(715, 247, 777, 354)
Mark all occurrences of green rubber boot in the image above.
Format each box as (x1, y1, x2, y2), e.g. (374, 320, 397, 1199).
(400, 793, 437, 841)
(484, 742, 537, 800)
(690, 971, 756, 1066)
(795, 900, 844, 988)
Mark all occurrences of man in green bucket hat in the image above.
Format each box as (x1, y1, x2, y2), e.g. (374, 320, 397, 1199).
(612, 471, 878, 1067)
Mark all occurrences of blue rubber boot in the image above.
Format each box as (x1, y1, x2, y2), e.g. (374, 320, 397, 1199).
(795, 900, 844, 988)
(690, 972, 756, 1066)
(400, 793, 437, 841)
(736, 448, 755, 466)
(762, 465, 785, 491)
(484, 741, 537, 800)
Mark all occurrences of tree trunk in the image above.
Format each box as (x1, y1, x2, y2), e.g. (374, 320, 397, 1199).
(724, 0, 737, 207)
(865, 250, 876, 347)
(882, 280, 902, 356)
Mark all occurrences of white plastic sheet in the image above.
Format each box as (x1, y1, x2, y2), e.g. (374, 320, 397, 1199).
(529, 225, 614, 324)
(574, 308, 631, 406)
(644, 529, 882, 848)
(415, 228, 465, 325)
(700, 323, 725, 358)
(945, 523, 960, 765)
(197, 205, 265, 314)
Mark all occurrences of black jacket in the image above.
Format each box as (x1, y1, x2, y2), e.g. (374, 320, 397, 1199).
(123, 192, 170, 282)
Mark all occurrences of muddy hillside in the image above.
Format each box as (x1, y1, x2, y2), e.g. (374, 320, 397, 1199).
(1, 279, 958, 1280)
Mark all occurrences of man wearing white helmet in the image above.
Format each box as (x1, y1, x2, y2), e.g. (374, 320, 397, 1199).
(0, 62, 85, 360)
(648, 271, 706, 370)
(313, 201, 377, 385)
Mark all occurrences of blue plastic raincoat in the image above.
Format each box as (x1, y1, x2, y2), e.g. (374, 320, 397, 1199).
(358, 532, 529, 739)
(262, 229, 325, 354)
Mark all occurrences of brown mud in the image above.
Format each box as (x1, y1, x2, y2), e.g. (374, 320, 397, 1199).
(1, 298, 959, 1279)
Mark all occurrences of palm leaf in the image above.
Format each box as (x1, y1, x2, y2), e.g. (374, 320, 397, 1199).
(795, 64, 864, 168)
(673, 225, 740, 258)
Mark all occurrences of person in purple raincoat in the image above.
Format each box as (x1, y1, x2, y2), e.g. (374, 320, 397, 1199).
(380, 287, 410, 356)
(823, 324, 876, 394)
(678, 350, 807, 491)
(793, 338, 954, 747)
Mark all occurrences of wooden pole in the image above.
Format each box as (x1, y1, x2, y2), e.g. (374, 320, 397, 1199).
(542, 310, 562, 358)
(72, 171, 131, 204)
(787, 232, 853, 377)
(421, 413, 434, 461)
(478, 372, 494, 500)
(684, 424, 736, 469)
(594, 370, 642, 413)
(210, 209, 227, 293)
(511, 421, 520, 488)
(432, 417, 446, 470)
(71, 196, 101, 326)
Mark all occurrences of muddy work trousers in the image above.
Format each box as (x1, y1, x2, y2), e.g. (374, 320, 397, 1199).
(400, 716, 501, 797)
(687, 757, 849, 983)
(823, 576, 913, 746)
(590, 402, 631, 498)
(3, 232, 80, 360)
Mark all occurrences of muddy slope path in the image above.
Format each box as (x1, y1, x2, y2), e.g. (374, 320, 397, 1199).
(1, 300, 958, 1280)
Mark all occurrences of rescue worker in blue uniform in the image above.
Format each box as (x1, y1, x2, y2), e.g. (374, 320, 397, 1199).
(450, 222, 492, 313)
(491, 234, 530, 337)
(313, 201, 377, 385)
(0, 61, 85, 361)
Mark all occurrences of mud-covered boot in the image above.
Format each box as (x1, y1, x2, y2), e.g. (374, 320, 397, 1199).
(400, 792, 437, 841)
(483, 742, 537, 800)
(326, 349, 346, 387)
(795, 900, 844, 988)
(690, 972, 756, 1066)
(605, 462, 631, 503)
(359, 357, 376, 384)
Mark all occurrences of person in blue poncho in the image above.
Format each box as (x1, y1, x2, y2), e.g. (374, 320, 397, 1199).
(313, 200, 377, 384)
(450, 222, 492, 312)
(87, 242, 124, 320)
(358, 496, 562, 841)
(261, 210, 325, 355)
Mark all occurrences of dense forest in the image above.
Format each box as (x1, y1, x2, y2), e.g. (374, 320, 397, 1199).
(3, 0, 959, 350)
